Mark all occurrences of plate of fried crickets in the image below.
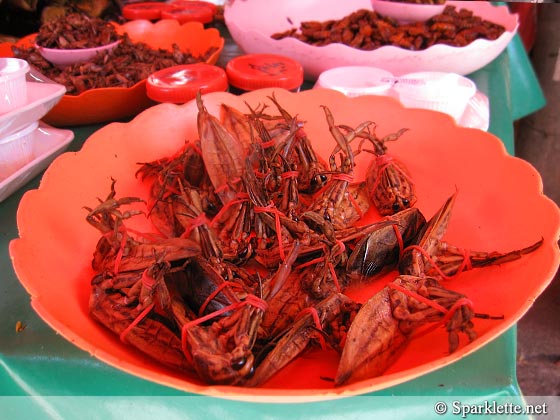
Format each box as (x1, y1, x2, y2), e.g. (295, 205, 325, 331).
(9, 88, 559, 402)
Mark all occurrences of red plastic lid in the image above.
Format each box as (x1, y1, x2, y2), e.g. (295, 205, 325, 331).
(225, 54, 304, 91)
(162, 2, 216, 24)
(122, 2, 171, 20)
(146, 63, 228, 103)
(168, 0, 218, 15)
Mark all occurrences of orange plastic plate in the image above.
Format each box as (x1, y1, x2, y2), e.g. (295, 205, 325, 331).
(9, 89, 560, 402)
(0, 19, 224, 126)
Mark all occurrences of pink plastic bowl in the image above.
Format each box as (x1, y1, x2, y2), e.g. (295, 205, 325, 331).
(371, 0, 446, 24)
(36, 40, 121, 67)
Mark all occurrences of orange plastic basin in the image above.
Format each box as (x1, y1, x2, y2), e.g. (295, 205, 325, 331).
(9, 89, 560, 402)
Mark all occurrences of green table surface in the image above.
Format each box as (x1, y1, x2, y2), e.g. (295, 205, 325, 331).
(0, 33, 545, 419)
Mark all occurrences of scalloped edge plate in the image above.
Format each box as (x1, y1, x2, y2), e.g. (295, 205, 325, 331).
(0, 19, 224, 126)
(9, 89, 559, 402)
(225, 0, 518, 78)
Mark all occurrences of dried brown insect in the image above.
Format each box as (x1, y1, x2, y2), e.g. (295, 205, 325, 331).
(35, 13, 120, 49)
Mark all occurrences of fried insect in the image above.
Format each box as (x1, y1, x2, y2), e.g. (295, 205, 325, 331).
(86, 96, 543, 389)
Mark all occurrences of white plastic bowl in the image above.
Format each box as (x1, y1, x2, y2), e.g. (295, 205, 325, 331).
(393, 71, 477, 122)
(0, 120, 38, 181)
(0, 58, 29, 114)
(224, 0, 518, 78)
(314, 66, 395, 97)
(0, 81, 66, 138)
(371, 0, 446, 24)
(36, 40, 121, 67)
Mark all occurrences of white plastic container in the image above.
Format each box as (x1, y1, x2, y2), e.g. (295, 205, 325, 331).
(0, 58, 29, 114)
(393, 71, 477, 122)
(371, 0, 446, 24)
(315, 66, 395, 97)
(0, 120, 37, 181)
(37, 40, 121, 68)
(0, 81, 66, 139)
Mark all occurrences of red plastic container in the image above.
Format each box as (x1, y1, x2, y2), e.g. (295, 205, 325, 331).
(122, 2, 171, 21)
(146, 63, 228, 103)
(225, 53, 304, 93)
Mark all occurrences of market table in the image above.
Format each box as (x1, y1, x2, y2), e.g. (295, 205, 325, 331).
(0, 33, 546, 418)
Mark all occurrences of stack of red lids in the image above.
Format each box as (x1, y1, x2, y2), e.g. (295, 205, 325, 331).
(122, 2, 172, 20)
(122, 1, 217, 24)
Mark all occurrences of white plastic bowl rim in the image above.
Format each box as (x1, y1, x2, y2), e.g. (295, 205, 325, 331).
(37, 39, 122, 66)
(0, 120, 39, 145)
(316, 66, 395, 96)
(394, 71, 477, 100)
(370, 0, 447, 23)
(0, 58, 29, 114)
(37, 39, 121, 52)
(0, 57, 30, 81)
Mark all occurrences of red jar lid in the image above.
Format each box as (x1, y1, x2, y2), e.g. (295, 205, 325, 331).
(162, 2, 216, 24)
(146, 63, 228, 103)
(225, 54, 304, 91)
(168, 0, 218, 15)
(122, 2, 171, 20)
